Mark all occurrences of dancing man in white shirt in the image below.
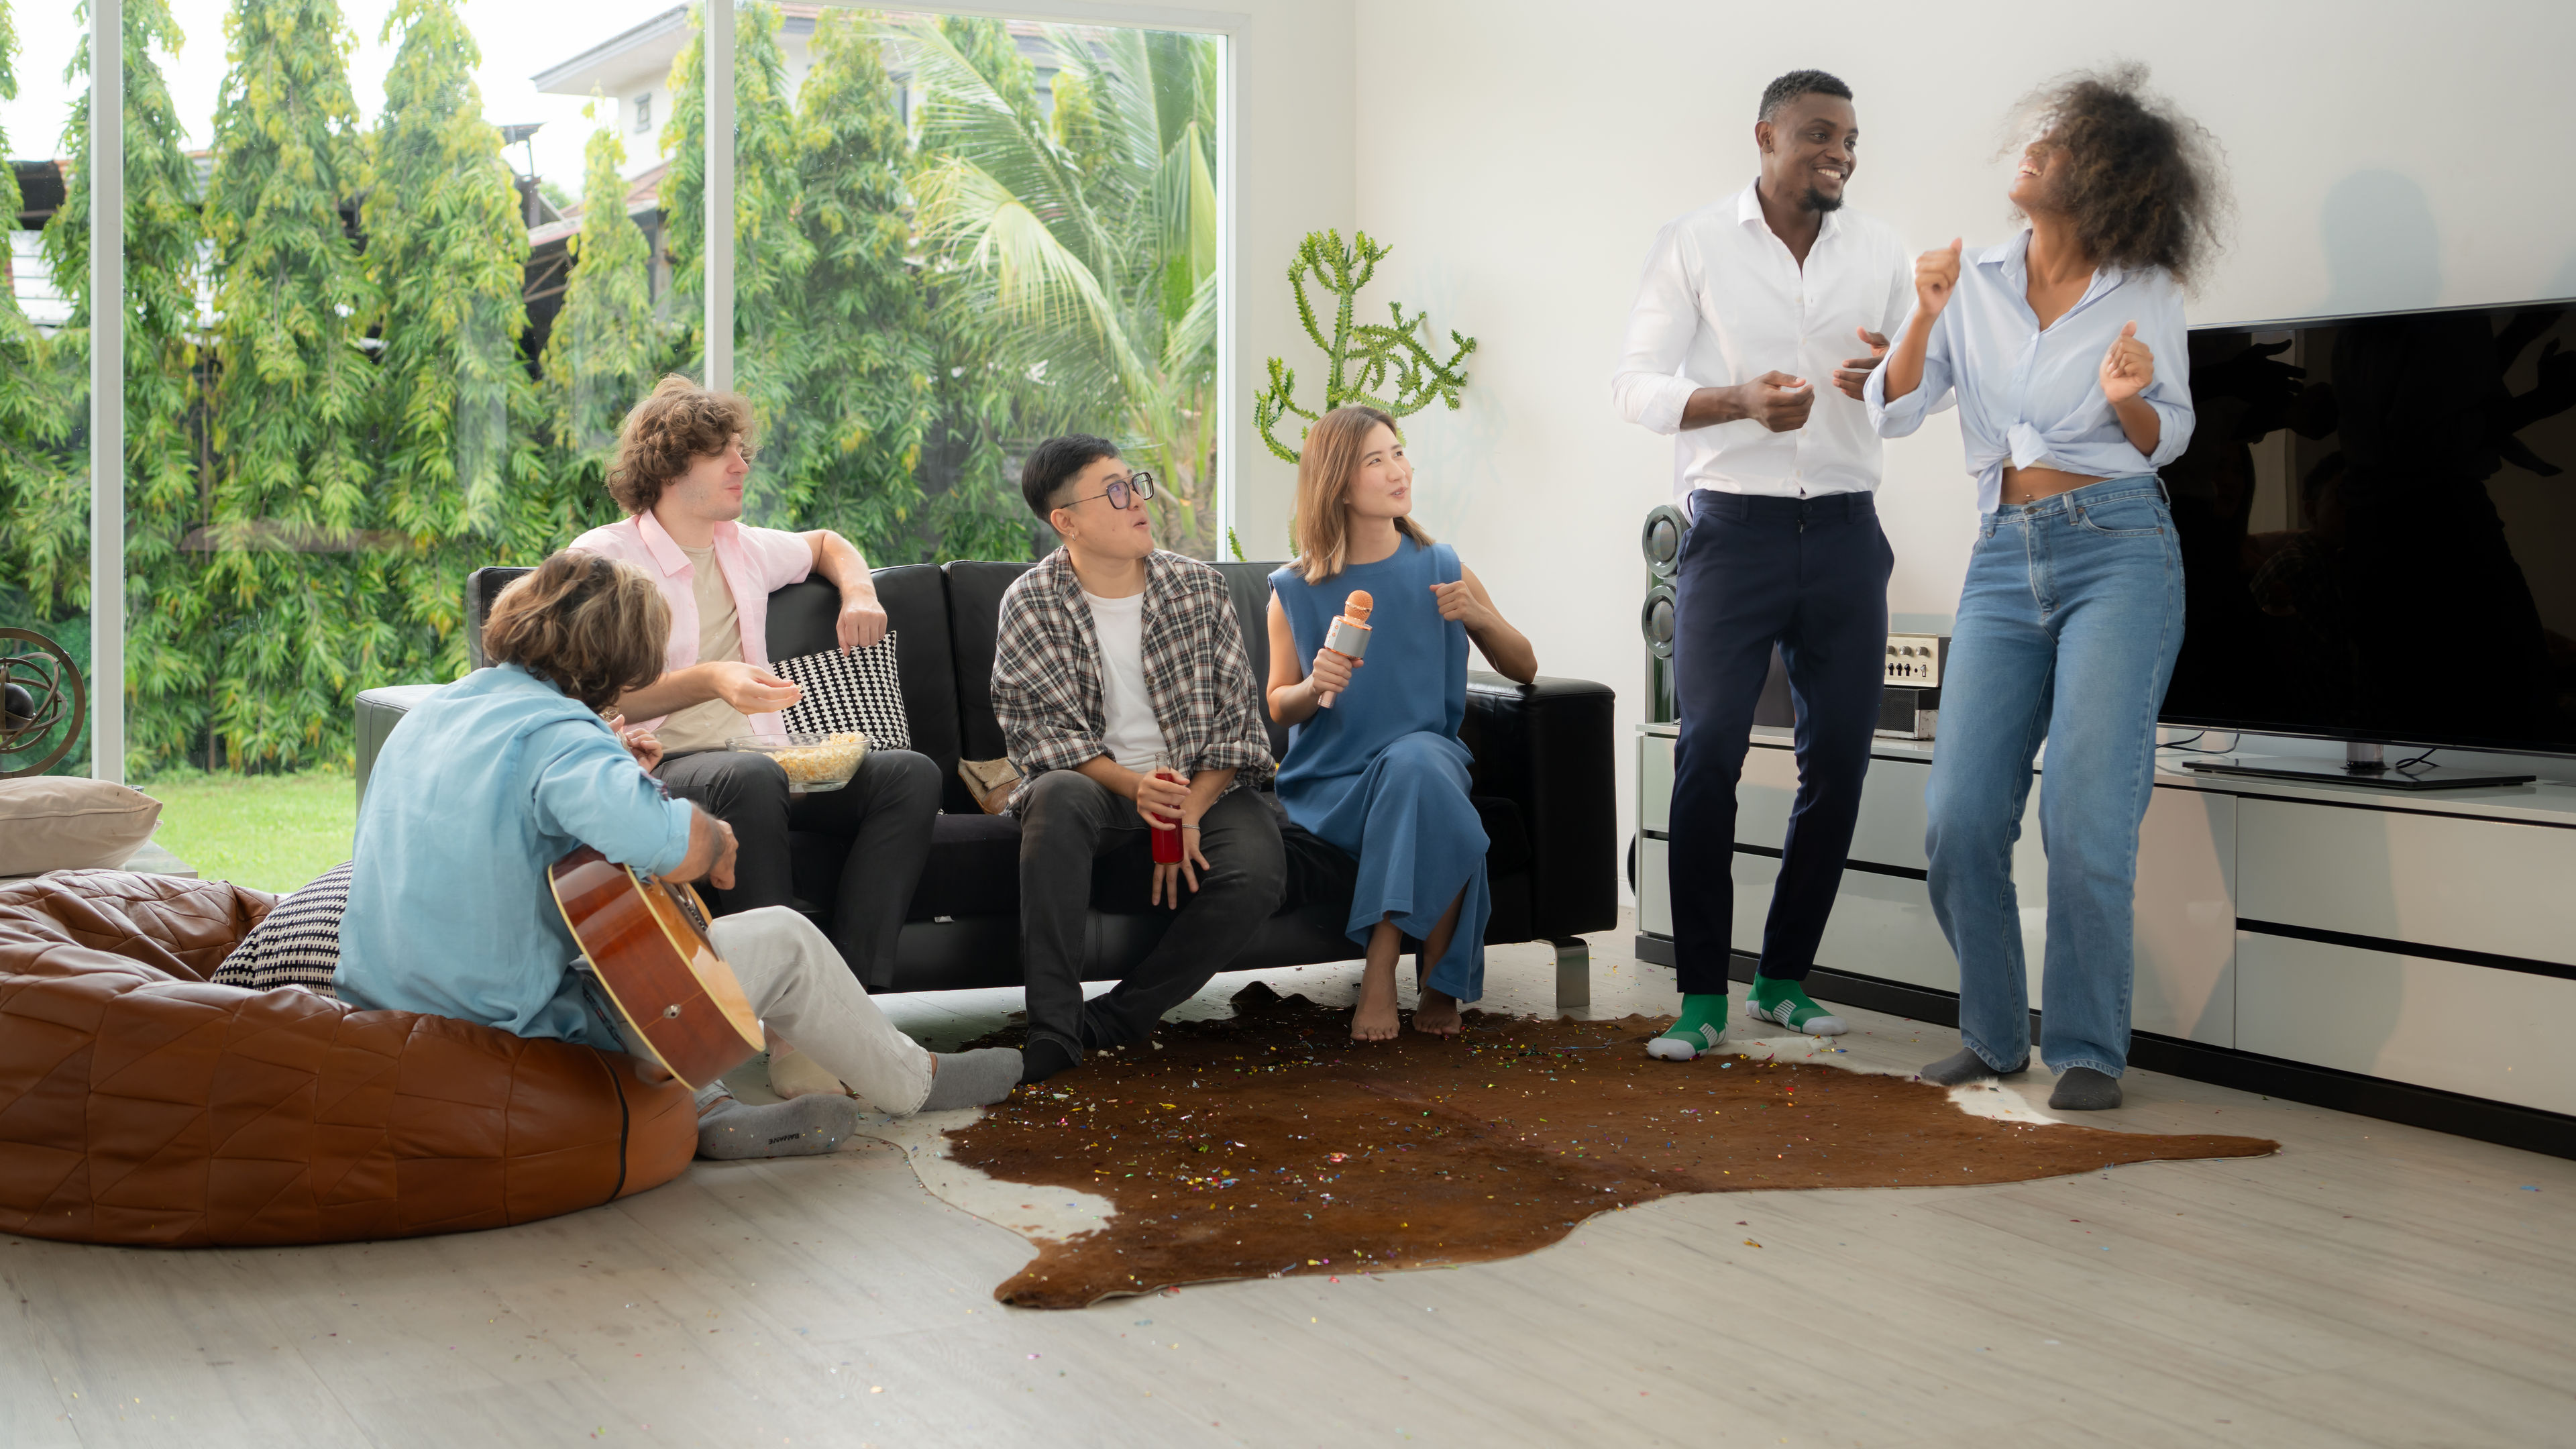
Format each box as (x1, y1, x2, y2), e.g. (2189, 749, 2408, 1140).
(1611, 70, 1913, 1059)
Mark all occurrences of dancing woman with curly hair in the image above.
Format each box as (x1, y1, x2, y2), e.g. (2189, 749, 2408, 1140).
(1866, 66, 2227, 1110)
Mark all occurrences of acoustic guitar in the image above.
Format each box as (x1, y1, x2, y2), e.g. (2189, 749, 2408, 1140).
(549, 846, 763, 1091)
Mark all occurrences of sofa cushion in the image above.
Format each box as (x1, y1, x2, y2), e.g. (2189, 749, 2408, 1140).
(211, 859, 352, 995)
(940, 559, 1035, 767)
(464, 565, 529, 669)
(872, 789, 1519, 928)
(1212, 560, 1292, 763)
(905, 812, 1023, 922)
(771, 568, 974, 812)
(0, 777, 164, 876)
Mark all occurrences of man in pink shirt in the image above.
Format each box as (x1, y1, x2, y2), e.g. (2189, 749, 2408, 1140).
(572, 377, 939, 998)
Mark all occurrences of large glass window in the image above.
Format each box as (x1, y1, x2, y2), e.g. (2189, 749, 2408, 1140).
(724, 6, 1227, 564)
(0, 1, 1227, 892)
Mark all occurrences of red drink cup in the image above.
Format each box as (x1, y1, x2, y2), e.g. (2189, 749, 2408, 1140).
(1148, 765, 1187, 863)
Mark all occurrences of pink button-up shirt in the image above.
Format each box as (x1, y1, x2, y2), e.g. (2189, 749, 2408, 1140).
(570, 511, 814, 741)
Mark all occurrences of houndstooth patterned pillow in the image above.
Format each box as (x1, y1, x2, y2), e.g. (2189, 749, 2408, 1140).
(773, 632, 911, 751)
(213, 859, 352, 996)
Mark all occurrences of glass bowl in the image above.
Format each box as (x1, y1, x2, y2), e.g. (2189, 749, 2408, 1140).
(730, 731, 869, 792)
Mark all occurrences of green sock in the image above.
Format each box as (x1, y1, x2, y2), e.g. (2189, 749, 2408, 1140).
(1745, 977, 1848, 1036)
(1646, 993, 1729, 1060)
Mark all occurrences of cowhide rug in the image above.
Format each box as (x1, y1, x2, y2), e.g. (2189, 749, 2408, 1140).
(937, 983, 2277, 1308)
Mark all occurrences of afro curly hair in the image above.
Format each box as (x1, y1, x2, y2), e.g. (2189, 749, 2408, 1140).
(2004, 63, 2231, 289)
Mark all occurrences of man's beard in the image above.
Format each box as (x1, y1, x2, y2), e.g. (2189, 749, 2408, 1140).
(1802, 184, 1846, 214)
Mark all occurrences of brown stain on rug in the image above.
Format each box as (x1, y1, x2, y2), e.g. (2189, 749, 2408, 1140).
(949, 984, 2277, 1309)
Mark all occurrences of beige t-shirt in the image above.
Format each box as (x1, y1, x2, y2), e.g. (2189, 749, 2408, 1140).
(652, 545, 755, 757)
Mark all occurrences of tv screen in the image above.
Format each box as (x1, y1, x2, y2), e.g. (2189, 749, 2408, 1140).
(2163, 301, 2576, 757)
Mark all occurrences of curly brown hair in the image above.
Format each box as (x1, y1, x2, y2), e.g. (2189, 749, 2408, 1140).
(2006, 64, 2229, 288)
(482, 550, 670, 712)
(606, 374, 757, 515)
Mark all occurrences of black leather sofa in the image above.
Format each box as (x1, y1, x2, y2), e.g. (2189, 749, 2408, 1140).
(353, 558, 1617, 1008)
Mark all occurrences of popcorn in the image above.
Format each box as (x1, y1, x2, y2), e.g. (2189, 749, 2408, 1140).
(732, 731, 869, 790)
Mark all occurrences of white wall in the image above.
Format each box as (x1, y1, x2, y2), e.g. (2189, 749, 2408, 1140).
(1326, 0, 2576, 894)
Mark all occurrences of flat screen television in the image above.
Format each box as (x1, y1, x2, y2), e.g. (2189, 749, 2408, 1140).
(2161, 299, 2576, 786)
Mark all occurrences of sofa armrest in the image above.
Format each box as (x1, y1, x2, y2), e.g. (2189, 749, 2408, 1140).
(355, 684, 443, 810)
(1461, 672, 1617, 941)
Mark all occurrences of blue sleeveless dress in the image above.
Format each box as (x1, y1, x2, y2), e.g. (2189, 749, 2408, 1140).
(1270, 537, 1490, 1002)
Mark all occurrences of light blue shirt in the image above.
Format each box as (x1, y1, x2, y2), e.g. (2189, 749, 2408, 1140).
(1866, 230, 2194, 513)
(334, 664, 696, 1048)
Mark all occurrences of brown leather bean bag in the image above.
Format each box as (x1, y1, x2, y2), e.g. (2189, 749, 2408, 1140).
(0, 870, 696, 1247)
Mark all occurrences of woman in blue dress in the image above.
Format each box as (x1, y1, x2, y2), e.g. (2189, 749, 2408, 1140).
(1266, 406, 1538, 1040)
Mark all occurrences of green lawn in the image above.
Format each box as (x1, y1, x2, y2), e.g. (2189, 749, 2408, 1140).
(139, 769, 358, 895)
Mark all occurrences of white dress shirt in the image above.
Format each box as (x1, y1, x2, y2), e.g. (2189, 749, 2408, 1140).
(1865, 230, 2194, 514)
(1611, 181, 1915, 497)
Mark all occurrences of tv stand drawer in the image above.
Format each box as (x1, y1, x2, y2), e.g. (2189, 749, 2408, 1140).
(2238, 800, 2576, 966)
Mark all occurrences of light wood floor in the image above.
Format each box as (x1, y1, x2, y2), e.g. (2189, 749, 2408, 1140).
(7, 915, 2573, 1448)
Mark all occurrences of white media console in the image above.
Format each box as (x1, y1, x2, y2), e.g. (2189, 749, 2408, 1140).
(1634, 723, 2576, 1148)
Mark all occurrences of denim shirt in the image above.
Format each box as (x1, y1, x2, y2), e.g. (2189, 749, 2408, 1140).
(1866, 230, 2194, 513)
(333, 664, 696, 1048)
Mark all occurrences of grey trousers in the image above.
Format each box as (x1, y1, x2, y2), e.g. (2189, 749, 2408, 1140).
(656, 746, 941, 987)
(1016, 771, 1283, 1062)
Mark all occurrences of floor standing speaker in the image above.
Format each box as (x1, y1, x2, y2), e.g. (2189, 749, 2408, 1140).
(1640, 504, 1688, 723)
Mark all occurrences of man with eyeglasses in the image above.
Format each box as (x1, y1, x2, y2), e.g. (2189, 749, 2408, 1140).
(570, 376, 943, 1097)
(991, 435, 1283, 1082)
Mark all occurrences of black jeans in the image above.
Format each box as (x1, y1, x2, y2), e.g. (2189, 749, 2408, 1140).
(655, 746, 941, 987)
(1668, 489, 1893, 994)
(1016, 770, 1283, 1062)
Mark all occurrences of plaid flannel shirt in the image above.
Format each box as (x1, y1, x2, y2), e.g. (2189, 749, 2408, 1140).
(992, 547, 1275, 814)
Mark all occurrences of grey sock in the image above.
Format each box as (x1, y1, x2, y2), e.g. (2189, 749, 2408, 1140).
(1919, 1046, 2027, 1086)
(2047, 1065, 2123, 1111)
(696, 1091, 863, 1160)
(918, 1048, 1025, 1112)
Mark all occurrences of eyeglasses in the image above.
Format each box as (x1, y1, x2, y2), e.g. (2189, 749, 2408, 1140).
(1063, 469, 1156, 511)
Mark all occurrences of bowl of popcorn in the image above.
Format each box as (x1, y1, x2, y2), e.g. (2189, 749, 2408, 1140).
(729, 731, 869, 792)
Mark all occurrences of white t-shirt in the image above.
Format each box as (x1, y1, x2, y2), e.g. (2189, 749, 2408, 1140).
(1083, 588, 1169, 771)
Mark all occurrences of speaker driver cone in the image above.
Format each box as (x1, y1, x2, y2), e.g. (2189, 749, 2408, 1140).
(1642, 583, 1678, 659)
(1641, 504, 1690, 578)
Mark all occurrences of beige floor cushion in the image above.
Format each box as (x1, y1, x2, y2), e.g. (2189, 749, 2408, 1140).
(0, 777, 163, 875)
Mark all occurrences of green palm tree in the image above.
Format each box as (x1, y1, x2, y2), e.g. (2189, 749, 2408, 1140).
(895, 17, 1221, 555)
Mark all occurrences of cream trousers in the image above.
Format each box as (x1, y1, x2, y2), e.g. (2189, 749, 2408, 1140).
(638, 906, 936, 1114)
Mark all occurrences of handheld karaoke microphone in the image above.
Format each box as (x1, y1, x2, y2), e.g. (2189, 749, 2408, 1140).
(1317, 590, 1373, 709)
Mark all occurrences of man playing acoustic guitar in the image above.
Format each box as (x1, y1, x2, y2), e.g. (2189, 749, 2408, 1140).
(334, 551, 1022, 1158)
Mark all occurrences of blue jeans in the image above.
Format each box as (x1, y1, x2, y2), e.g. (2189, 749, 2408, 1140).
(1926, 476, 2183, 1078)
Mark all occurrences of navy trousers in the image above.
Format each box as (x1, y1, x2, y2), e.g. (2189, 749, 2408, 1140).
(1667, 488, 1892, 994)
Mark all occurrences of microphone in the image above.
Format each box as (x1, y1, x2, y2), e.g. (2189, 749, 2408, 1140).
(1316, 590, 1373, 710)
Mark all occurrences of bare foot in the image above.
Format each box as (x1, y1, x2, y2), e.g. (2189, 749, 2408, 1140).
(1352, 961, 1402, 1041)
(1411, 985, 1463, 1037)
